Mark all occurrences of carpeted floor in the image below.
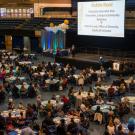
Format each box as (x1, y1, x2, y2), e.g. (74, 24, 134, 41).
(0, 55, 135, 135)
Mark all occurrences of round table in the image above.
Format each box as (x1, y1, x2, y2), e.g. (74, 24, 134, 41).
(53, 115, 80, 125)
(19, 61, 32, 65)
(6, 76, 25, 82)
(1, 109, 26, 118)
(41, 100, 63, 108)
(91, 104, 116, 113)
(74, 91, 95, 98)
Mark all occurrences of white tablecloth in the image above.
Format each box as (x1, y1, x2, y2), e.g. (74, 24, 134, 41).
(125, 80, 135, 84)
(121, 96, 135, 103)
(53, 115, 80, 125)
(41, 100, 63, 107)
(91, 104, 116, 113)
(96, 70, 106, 76)
(24, 53, 35, 57)
(16, 84, 29, 90)
(6, 76, 25, 82)
(45, 79, 59, 84)
(74, 91, 95, 98)
(19, 61, 32, 65)
(1, 109, 25, 118)
(95, 85, 117, 92)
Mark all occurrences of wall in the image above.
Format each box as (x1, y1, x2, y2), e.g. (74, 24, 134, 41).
(66, 29, 135, 53)
(0, 0, 70, 4)
(5, 35, 12, 51)
(126, 11, 135, 18)
(37, 0, 71, 4)
(34, 3, 71, 17)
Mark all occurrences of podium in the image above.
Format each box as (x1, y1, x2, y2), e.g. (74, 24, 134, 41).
(113, 62, 120, 71)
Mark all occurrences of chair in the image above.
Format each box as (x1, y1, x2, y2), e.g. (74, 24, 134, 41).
(8, 130, 17, 135)
(129, 83, 135, 93)
(21, 91, 27, 98)
(91, 73, 98, 81)
(0, 130, 4, 135)
(49, 84, 55, 91)
(47, 125, 57, 135)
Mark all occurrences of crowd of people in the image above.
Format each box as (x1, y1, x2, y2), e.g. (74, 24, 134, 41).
(0, 50, 135, 135)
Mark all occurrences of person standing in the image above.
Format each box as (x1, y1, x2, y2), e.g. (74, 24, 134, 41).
(71, 44, 75, 57)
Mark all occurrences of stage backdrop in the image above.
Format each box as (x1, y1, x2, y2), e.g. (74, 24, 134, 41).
(41, 27, 65, 53)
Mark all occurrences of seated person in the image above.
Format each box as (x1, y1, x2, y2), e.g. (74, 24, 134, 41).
(8, 101, 15, 110)
(42, 112, 54, 133)
(120, 79, 127, 87)
(95, 106, 102, 114)
(55, 108, 64, 117)
(129, 80, 135, 91)
(122, 101, 130, 114)
(46, 100, 53, 111)
(108, 107, 114, 118)
(17, 112, 25, 128)
(91, 71, 98, 81)
(18, 102, 25, 110)
(95, 81, 101, 87)
(96, 97, 104, 105)
(20, 83, 27, 96)
(69, 75, 76, 84)
(57, 119, 67, 135)
(80, 116, 90, 130)
(116, 124, 125, 135)
(15, 77, 21, 84)
(127, 118, 135, 135)
(118, 83, 126, 94)
(73, 108, 81, 117)
(106, 99, 114, 105)
(0, 88, 6, 103)
(51, 94, 56, 100)
(114, 116, 121, 130)
(48, 70, 53, 78)
(20, 125, 34, 135)
(61, 95, 69, 104)
(0, 112, 5, 130)
(94, 106, 103, 124)
(6, 112, 13, 128)
(87, 93, 95, 106)
(34, 83, 40, 95)
(67, 118, 78, 134)
(36, 95, 41, 107)
(78, 74, 85, 86)
(107, 118, 115, 135)
(11, 84, 20, 98)
(108, 85, 115, 97)
(26, 104, 33, 120)
(76, 91, 83, 108)
(80, 103, 87, 112)
(113, 78, 121, 86)
(43, 71, 49, 80)
(27, 83, 36, 98)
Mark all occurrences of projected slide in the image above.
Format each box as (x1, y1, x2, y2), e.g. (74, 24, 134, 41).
(78, 0, 125, 37)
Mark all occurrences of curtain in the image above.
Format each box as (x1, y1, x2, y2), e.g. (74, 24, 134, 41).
(30, 37, 39, 52)
(12, 36, 24, 50)
(0, 36, 5, 49)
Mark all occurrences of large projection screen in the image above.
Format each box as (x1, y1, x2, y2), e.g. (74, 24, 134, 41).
(78, 0, 125, 37)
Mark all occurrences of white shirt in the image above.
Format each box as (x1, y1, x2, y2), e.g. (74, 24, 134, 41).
(21, 127, 34, 135)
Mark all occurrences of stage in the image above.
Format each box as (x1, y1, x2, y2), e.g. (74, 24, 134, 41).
(55, 53, 135, 75)
(55, 53, 113, 69)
